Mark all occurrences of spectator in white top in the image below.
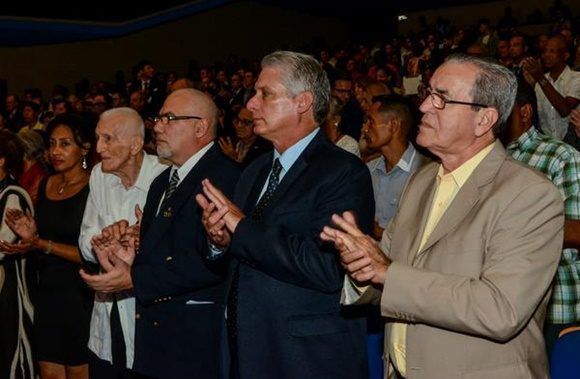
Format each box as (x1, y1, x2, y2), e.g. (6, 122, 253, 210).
(522, 35, 580, 140)
(78, 107, 166, 379)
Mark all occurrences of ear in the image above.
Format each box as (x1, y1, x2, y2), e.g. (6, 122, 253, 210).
(131, 136, 145, 156)
(295, 91, 314, 115)
(0, 157, 5, 169)
(81, 142, 91, 156)
(474, 108, 499, 137)
(195, 118, 210, 138)
(520, 103, 533, 124)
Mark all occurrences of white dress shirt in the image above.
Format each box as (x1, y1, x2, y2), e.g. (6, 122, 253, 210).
(79, 152, 166, 368)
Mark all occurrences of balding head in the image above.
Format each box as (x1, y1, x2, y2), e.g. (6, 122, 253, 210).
(100, 107, 144, 138)
(168, 88, 219, 139)
(96, 107, 146, 180)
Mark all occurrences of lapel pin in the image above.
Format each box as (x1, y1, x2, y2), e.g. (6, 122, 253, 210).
(163, 207, 173, 218)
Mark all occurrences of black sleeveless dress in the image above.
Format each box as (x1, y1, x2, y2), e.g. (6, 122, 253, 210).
(33, 178, 92, 365)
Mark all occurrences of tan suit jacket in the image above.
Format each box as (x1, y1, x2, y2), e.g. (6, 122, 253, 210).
(349, 141, 564, 378)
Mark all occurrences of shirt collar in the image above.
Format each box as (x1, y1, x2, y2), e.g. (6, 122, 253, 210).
(367, 144, 417, 174)
(437, 142, 495, 189)
(507, 126, 540, 152)
(172, 141, 214, 182)
(274, 128, 319, 173)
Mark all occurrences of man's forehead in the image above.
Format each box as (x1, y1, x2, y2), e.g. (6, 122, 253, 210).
(431, 62, 476, 93)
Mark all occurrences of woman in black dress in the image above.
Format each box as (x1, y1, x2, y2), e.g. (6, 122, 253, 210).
(1, 115, 93, 379)
(0, 130, 35, 379)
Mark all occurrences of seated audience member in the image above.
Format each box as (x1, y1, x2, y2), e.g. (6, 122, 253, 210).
(323, 97, 361, 157)
(522, 35, 580, 140)
(218, 106, 271, 168)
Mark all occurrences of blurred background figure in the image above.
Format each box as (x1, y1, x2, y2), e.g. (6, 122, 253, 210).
(218, 106, 271, 168)
(322, 96, 361, 157)
(0, 130, 35, 379)
(17, 129, 50, 204)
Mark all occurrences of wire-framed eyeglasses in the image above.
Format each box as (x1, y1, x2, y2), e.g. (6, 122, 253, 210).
(149, 112, 203, 124)
(426, 88, 488, 110)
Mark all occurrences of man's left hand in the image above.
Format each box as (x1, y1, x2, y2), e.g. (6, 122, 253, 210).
(80, 238, 133, 292)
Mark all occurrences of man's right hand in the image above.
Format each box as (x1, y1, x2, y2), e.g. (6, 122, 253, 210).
(196, 192, 231, 248)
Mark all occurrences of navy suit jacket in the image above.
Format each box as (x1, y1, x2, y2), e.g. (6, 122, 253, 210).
(132, 144, 239, 379)
(228, 131, 375, 379)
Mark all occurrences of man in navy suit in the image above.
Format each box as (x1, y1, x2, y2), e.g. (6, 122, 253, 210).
(197, 51, 374, 379)
(82, 88, 240, 379)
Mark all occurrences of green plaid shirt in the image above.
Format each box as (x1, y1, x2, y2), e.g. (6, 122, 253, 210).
(507, 127, 580, 324)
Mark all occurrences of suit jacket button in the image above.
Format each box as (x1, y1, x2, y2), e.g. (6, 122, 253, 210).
(153, 321, 159, 327)
(135, 313, 141, 320)
(165, 256, 173, 261)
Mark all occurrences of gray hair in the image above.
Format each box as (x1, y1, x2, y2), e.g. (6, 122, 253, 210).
(446, 53, 517, 135)
(99, 107, 145, 138)
(261, 51, 330, 125)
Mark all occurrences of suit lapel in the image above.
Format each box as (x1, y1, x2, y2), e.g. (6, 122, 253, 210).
(140, 168, 169, 237)
(248, 132, 325, 218)
(141, 145, 217, 252)
(412, 141, 507, 262)
(240, 154, 272, 214)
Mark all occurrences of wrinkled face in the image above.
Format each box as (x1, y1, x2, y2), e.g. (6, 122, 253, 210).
(153, 92, 200, 164)
(542, 38, 567, 69)
(333, 80, 352, 103)
(95, 117, 134, 174)
(234, 108, 254, 140)
(246, 66, 299, 142)
(417, 62, 480, 158)
(50, 125, 84, 173)
(362, 109, 393, 150)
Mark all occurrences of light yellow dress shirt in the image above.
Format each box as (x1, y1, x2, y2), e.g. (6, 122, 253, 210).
(390, 143, 495, 377)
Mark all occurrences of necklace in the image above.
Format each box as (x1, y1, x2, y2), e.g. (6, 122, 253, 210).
(56, 177, 85, 194)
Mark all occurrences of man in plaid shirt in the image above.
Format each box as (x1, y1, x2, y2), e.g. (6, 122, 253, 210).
(505, 80, 580, 358)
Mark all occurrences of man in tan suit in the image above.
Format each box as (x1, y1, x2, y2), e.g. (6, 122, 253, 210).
(321, 54, 564, 378)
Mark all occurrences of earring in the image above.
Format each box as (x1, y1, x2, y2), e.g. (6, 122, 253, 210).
(82, 156, 88, 170)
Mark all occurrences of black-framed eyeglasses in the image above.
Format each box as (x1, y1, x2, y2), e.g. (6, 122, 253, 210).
(149, 112, 203, 124)
(234, 117, 253, 127)
(426, 89, 488, 110)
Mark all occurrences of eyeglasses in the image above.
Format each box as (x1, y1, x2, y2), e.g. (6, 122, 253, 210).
(234, 117, 253, 127)
(149, 112, 202, 124)
(426, 89, 488, 110)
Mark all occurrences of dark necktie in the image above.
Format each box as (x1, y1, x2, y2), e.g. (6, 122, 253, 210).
(227, 158, 283, 375)
(251, 158, 283, 220)
(160, 170, 179, 210)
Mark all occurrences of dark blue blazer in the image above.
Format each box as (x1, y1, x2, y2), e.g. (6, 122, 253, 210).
(229, 131, 375, 379)
(132, 144, 240, 379)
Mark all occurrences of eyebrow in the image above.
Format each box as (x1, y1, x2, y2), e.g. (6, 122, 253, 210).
(432, 86, 449, 95)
